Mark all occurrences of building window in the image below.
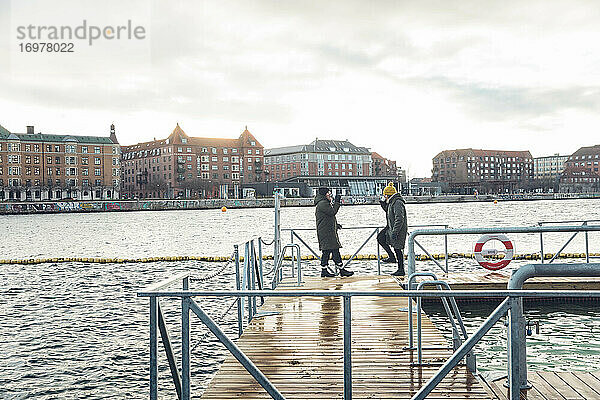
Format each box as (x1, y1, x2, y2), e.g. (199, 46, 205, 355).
(95, 168, 101, 176)
(82, 168, 89, 176)
(66, 144, 76, 153)
(95, 157, 101, 165)
(82, 146, 88, 153)
(94, 146, 101, 154)
(82, 157, 88, 165)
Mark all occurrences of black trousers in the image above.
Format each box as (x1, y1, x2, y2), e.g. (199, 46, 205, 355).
(394, 248, 405, 274)
(377, 228, 405, 273)
(321, 249, 342, 267)
(377, 227, 395, 258)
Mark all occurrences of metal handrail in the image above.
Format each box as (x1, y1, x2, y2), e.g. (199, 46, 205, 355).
(407, 225, 600, 276)
(139, 280, 600, 400)
(286, 224, 450, 274)
(537, 220, 600, 264)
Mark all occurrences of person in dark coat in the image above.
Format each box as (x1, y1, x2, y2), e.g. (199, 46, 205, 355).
(314, 187, 354, 277)
(376, 198, 397, 263)
(382, 183, 407, 276)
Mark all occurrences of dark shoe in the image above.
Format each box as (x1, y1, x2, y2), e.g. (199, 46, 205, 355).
(339, 268, 354, 277)
(321, 268, 337, 277)
(391, 268, 405, 277)
(382, 257, 397, 263)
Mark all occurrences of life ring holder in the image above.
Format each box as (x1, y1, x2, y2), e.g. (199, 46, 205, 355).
(473, 234, 514, 270)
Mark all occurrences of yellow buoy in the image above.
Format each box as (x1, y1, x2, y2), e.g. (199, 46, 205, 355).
(221, 206, 227, 212)
(493, 200, 498, 204)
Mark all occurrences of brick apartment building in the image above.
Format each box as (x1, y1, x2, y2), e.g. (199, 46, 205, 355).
(263, 139, 399, 196)
(559, 144, 600, 192)
(432, 148, 534, 194)
(371, 152, 397, 177)
(0, 123, 121, 201)
(121, 124, 264, 199)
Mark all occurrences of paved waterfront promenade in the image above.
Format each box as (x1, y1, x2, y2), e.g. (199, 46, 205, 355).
(0, 193, 597, 215)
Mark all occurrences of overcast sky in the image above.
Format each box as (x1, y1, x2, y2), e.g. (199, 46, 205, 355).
(2, 0, 600, 176)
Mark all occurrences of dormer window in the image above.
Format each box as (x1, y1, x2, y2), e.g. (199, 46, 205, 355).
(181, 138, 187, 144)
(251, 141, 256, 146)
(329, 147, 336, 152)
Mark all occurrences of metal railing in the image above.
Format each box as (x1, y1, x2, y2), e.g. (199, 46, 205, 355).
(284, 224, 449, 274)
(407, 224, 600, 276)
(138, 262, 600, 400)
(538, 219, 600, 264)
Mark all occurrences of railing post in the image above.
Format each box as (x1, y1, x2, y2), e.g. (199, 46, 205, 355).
(150, 296, 158, 400)
(234, 245, 243, 337)
(258, 238, 264, 289)
(407, 234, 416, 277)
(376, 228, 381, 275)
(539, 229, 544, 264)
(444, 232, 449, 273)
(250, 240, 257, 318)
(245, 242, 252, 323)
(182, 296, 191, 400)
(296, 247, 302, 286)
(507, 295, 528, 399)
(584, 222, 590, 263)
(343, 295, 352, 400)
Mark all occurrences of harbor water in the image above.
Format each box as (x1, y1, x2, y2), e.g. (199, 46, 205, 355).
(1, 199, 600, 399)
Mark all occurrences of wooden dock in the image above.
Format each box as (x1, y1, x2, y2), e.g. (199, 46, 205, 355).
(480, 371, 600, 399)
(200, 275, 491, 399)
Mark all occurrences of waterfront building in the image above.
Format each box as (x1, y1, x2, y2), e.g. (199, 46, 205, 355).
(533, 154, 568, 180)
(263, 139, 398, 196)
(431, 148, 534, 194)
(0, 123, 121, 201)
(121, 124, 264, 199)
(371, 152, 397, 177)
(559, 144, 600, 193)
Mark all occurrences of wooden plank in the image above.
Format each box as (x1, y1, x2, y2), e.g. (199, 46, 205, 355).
(199, 275, 493, 400)
(563, 372, 600, 398)
(537, 371, 582, 400)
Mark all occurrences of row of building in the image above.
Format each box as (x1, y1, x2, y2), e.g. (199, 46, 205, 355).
(430, 146, 600, 194)
(0, 123, 401, 201)
(1, 121, 598, 201)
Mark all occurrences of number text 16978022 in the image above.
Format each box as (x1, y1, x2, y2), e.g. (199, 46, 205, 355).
(19, 43, 75, 53)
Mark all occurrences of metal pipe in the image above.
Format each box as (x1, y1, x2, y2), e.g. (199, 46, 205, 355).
(343, 228, 378, 269)
(539, 230, 544, 264)
(343, 295, 352, 400)
(412, 298, 511, 400)
(292, 231, 321, 260)
(181, 297, 190, 400)
(296, 246, 302, 286)
(507, 262, 600, 394)
(139, 288, 600, 299)
(407, 273, 437, 349)
(547, 231, 579, 263)
(444, 234, 449, 273)
(376, 227, 381, 275)
(250, 240, 257, 319)
(258, 239, 264, 306)
(414, 238, 445, 272)
(188, 298, 286, 400)
(158, 302, 182, 400)
(585, 222, 590, 263)
(246, 242, 252, 323)
(234, 245, 243, 337)
(149, 296, 157, 400)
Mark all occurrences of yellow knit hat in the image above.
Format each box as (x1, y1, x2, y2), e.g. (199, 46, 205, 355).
(383, 182, 397, 196)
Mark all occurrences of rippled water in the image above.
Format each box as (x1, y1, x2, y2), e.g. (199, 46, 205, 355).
(1, 199, 600, 399)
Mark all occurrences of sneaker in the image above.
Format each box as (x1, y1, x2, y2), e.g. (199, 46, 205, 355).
(339, 268, 354, 277)
(321, 268, 337, 277)
(391, 268, 405, 277)
(382, 257, 397, 263)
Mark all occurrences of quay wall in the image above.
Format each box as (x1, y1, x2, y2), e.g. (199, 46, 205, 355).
(0, 193, 598, 215)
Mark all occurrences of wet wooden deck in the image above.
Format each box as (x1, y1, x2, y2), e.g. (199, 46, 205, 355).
(480, 371, 600, 399)
(200, 275, 491, 399)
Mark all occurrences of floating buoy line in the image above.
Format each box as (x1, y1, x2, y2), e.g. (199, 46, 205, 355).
(0, 252, 597, 265)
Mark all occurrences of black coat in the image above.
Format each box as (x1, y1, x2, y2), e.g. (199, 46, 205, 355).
(314, 193, 342, 250)
(385, 193, 407, 250)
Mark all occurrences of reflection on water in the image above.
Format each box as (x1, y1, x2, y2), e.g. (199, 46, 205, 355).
(426, 301, 600, 373)
(1, 199, 600, 398)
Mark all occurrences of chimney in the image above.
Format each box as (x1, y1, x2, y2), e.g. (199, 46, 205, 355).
(26, 125, 34, 135)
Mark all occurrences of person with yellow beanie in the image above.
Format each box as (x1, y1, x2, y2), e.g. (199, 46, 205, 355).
(380, 182, 407, 276)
